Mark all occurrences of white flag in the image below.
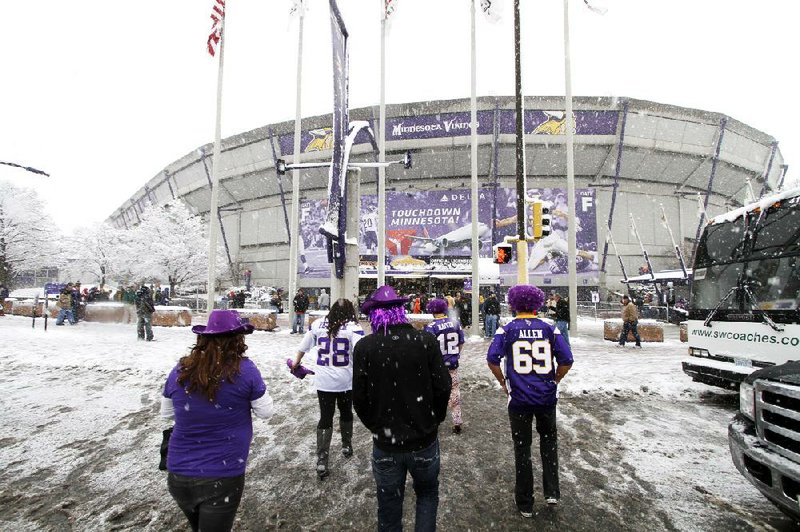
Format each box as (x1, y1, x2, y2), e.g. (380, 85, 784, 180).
(480, 0, 504, 24)
(697, 193, 708, 221)
(289, 0, 306, 18)
(583, 0, 608, 16)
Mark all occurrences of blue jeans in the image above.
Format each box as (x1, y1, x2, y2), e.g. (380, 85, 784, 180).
(484, 314, 499, 338)
(137, 314, 153, 340)
(372, 439, 440, 532)
(56, 309, 75, 325)
(167, 473, 245, 532)
(619, 320, 641, 346)
(555, 320, 570, 345)
(291, 312, 306, 334)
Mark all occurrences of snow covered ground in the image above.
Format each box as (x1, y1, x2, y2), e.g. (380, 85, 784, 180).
(0, 314, 795, 530)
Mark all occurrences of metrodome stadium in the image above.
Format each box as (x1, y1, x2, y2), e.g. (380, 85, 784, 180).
(108, 96, 787, 299)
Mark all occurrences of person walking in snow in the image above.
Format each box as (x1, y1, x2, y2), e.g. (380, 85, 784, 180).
(291, 298, 364, 479)
(291, 288, 310, 334)
(618, 295, 642, 348)
(135, 284, 155, 341)
(424, 298, 466, 434)
(486, 284, 573, 518)
(160, 309, 274, 532)
(353, 285, 452, 531)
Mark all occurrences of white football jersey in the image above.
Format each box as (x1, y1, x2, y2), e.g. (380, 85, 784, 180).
(297, 317, 364, 392)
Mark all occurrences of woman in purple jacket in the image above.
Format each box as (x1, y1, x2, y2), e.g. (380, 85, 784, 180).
(160, 310, 274, 532)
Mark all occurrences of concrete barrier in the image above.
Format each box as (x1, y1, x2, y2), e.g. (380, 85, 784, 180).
(237, 309, 278, 331)
(11, 300, 44, 317)
(604, 319, 664, 343)
(151, 306, 192, 327)
(407, 313, 436, 331)
(84, 303, 136, 324)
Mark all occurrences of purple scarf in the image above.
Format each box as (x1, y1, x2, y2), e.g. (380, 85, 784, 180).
(368, 306, 408, 334)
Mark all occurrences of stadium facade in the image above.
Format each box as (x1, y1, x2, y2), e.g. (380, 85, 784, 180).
(108, 96, 786, 299)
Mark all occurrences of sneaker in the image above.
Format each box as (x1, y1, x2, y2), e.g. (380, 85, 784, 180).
(342, 446, 353, 458)
(519, 508, 534, 518)
(546, 498, 559, 506)
(452, 425, 462, 434)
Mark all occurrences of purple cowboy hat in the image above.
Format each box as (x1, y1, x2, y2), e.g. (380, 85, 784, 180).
(191, 309, 254, 336)
(361, 285, 408, 315)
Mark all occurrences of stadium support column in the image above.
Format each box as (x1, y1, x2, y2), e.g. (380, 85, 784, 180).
(563, 0, 577, 333)
(378, 0, 387, 287)
(514, 0, 528, 285)
(331, 168, 360, 304)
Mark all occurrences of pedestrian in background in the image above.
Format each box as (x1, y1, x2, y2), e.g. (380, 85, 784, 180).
(55, 284, 76, 326)
(291, 298, 363, 479)
(291, 288, 309, 334)
(161, 309, 273, 532)
(551, 293, 571, 345)
(318, 288, 330, 310)
(483, 292, 501, 339)
(353, 286, 452, 531)
(618, 295, 642, 348)
(425, 298, 465, 434)
(135, 284, 155, 341)
(486, 284, 573, 518)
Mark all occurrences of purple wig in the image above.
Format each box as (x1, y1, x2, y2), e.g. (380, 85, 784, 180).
(507, 285, 545, 313)
(368, 305, 409, 334)
(426, 298, 448, 315)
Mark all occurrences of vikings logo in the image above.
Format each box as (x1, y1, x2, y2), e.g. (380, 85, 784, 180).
(304, 128, 334, 152)
(532, 111, 577, 135)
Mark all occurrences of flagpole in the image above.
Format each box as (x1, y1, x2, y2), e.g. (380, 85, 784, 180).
(563, 0, 578, 333)
(288, 3, 305, 316)
(378, 0, 387, 287)
(206, 14, 226, 313)
(470, 0, 480, 333)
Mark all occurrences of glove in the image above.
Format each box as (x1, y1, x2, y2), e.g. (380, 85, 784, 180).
(286, 358, 315, 379)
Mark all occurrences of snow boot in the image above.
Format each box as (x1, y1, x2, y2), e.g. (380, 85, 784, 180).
(340, 420, 353, 458)
(316, 428, 333, 480)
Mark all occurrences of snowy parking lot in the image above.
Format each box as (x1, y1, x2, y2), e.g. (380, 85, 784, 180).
(0, 314, 796, 531)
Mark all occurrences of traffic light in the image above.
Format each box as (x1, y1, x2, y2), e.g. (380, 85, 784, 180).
(530, 199, 543, 239)
(493, 243, 513, 264)
(540, 202, 552, 237)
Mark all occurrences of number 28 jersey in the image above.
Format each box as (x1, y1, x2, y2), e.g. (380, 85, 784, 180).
(486, 317, 573, 412)
(298, 318, 365, 392)
(424, 318, 465, 369)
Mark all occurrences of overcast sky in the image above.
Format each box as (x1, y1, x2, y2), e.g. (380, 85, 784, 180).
(1, 0, 798, 233)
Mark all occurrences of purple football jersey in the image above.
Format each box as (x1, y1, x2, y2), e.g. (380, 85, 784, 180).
(424, 317, 465, 368)
(486, 317, 573, 412)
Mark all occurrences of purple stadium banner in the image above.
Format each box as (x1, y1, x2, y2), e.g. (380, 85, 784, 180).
(279, 109, 618, 155)
(297, 187, 598, 281)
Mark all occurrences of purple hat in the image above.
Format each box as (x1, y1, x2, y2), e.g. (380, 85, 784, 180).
(191, 310, 255, 336)
(507, 285, 545, 313)
(426, 298, 448, 315)
(286, 358, 315, 379)
(361, 285, 408, 315)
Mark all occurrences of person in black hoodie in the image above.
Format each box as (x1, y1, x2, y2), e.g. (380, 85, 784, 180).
(353, 285, 452, 532)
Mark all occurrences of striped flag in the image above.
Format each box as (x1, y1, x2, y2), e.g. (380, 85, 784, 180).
(384, 0, 398, 20)
(480, 0, 504, 24)
(207, 0, 225, 57)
